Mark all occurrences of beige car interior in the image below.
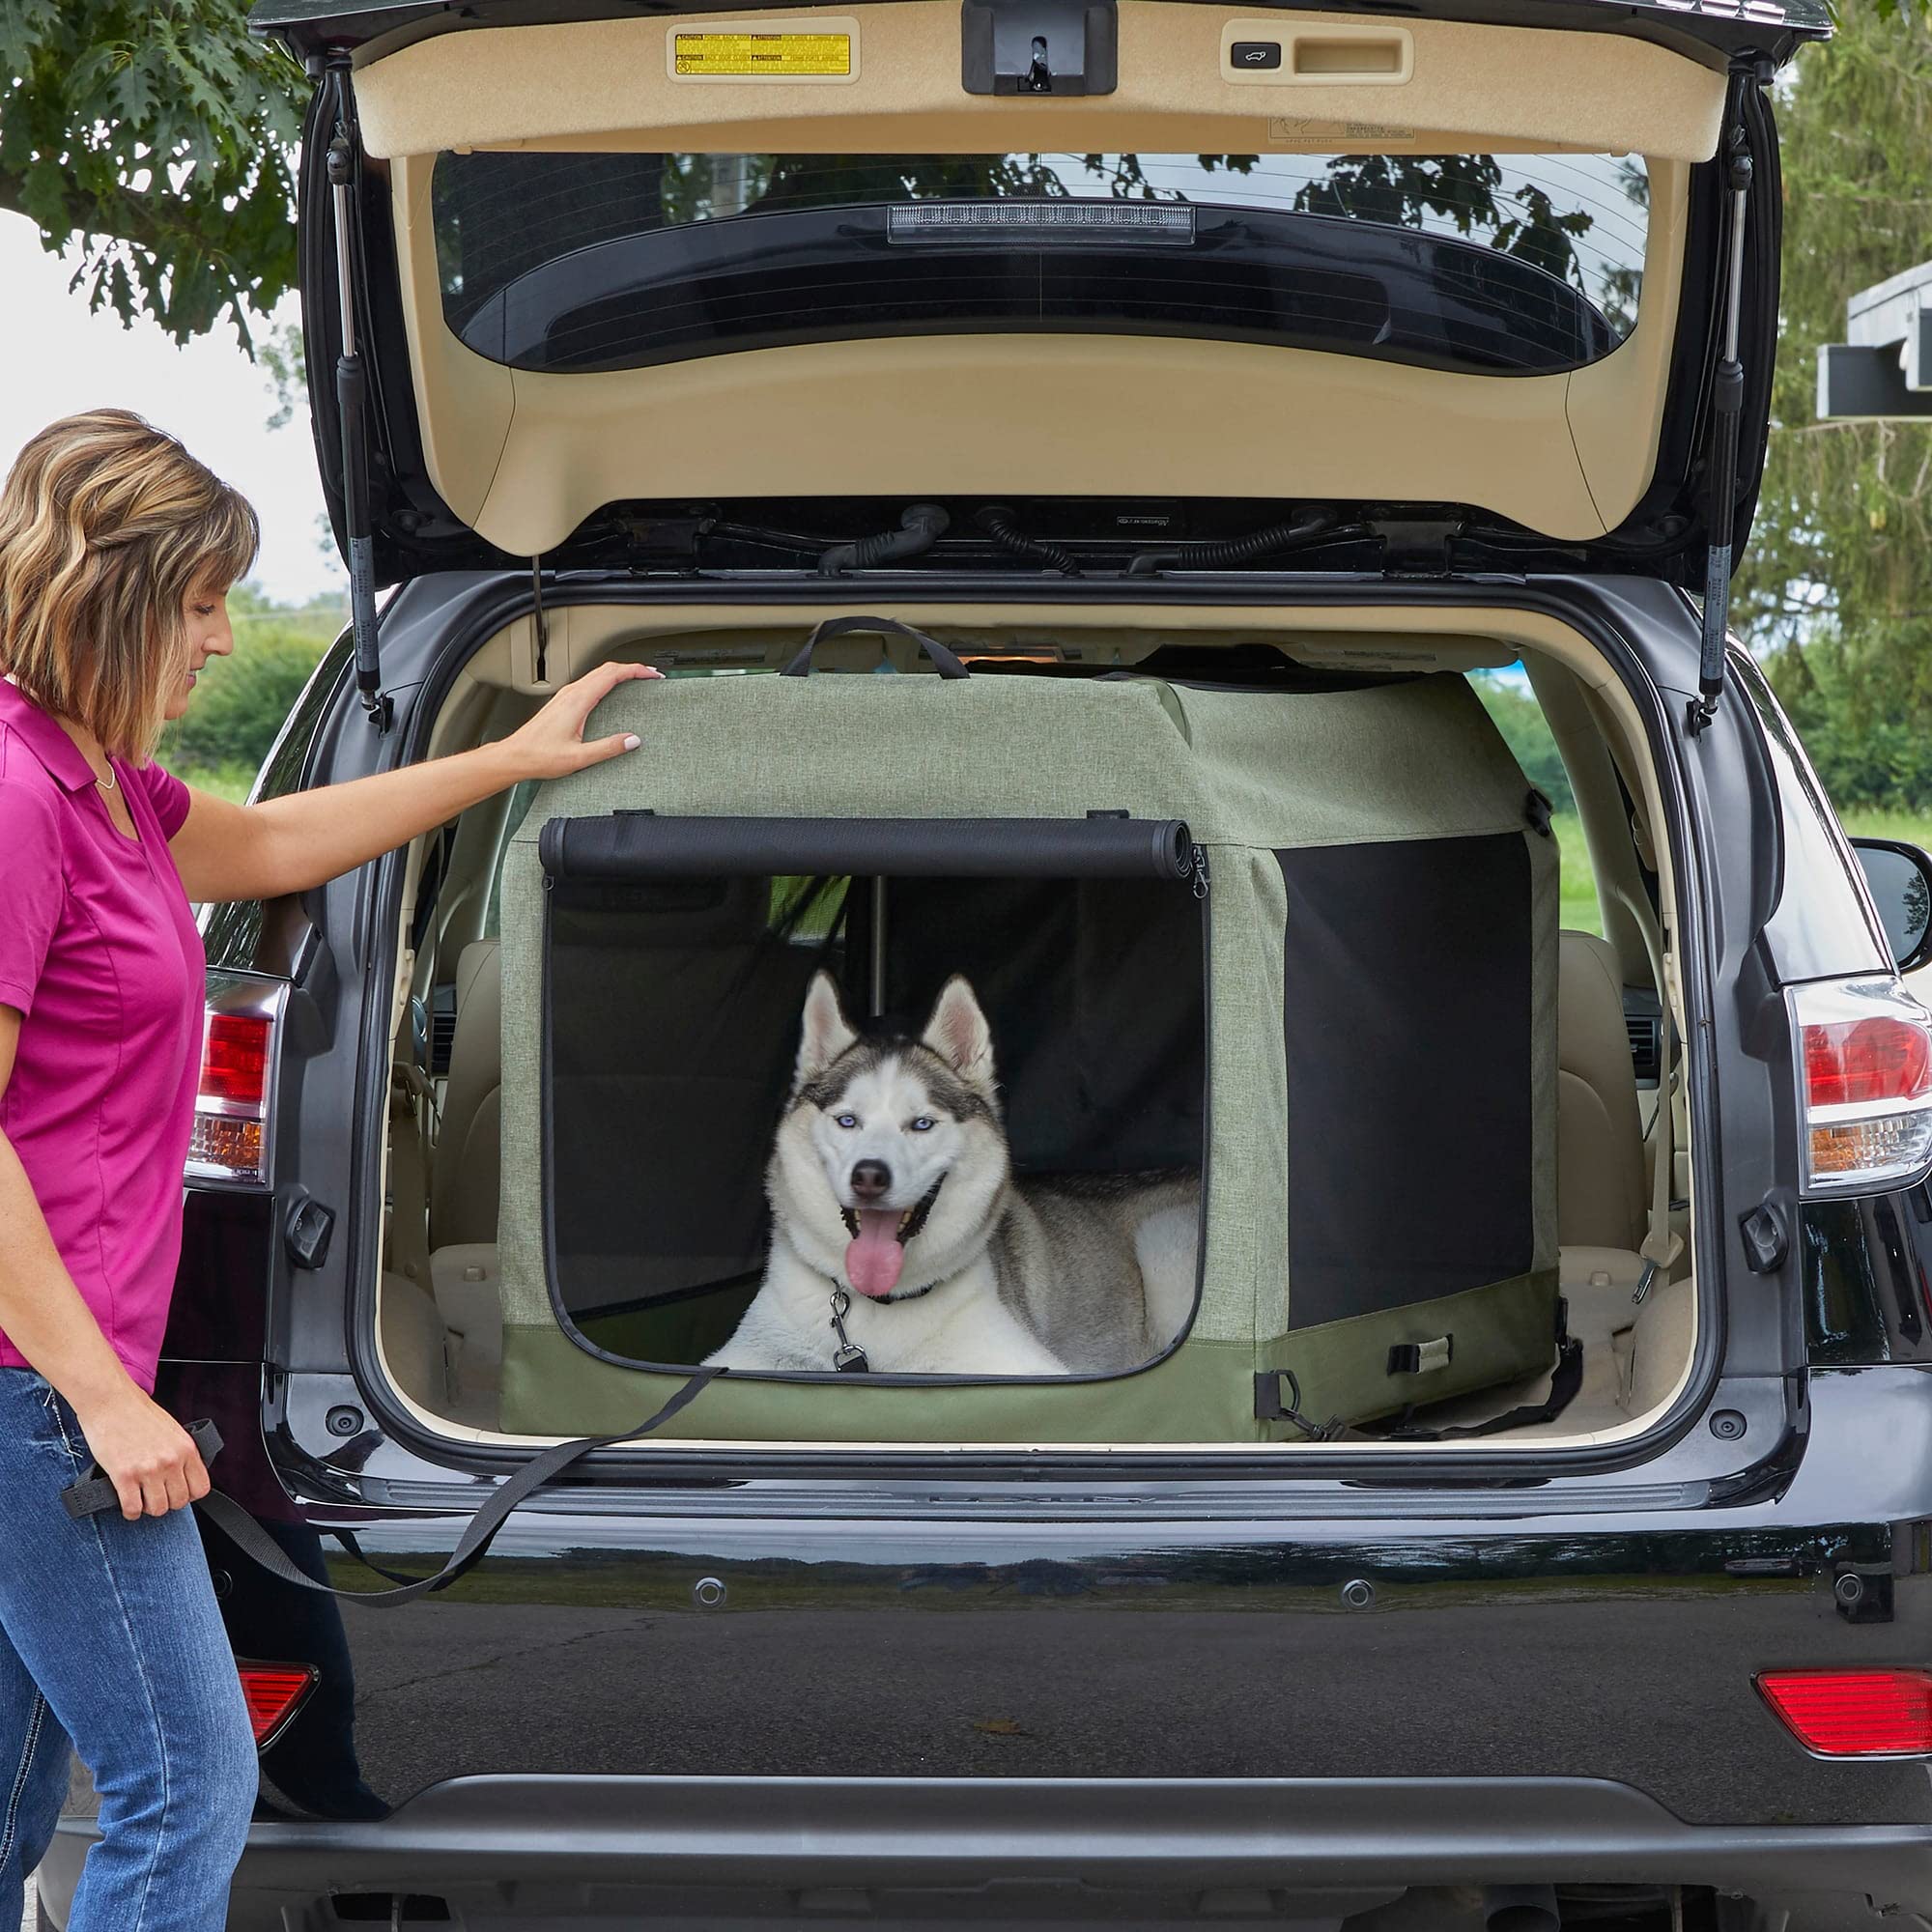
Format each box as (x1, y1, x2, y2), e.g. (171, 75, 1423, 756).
(370, 602, 1697, 1450)
(347, 1, 1719, 557)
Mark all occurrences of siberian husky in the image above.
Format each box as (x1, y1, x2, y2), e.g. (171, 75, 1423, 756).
(706, 973, 1199, 1377)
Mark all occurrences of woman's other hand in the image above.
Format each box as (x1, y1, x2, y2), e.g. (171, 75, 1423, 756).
(72, 1383, 213, 1520)
(500, 661, 663, 781)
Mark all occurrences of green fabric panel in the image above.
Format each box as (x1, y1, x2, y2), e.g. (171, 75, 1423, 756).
(1196, 843, 1289, 1347)
(499, 1322, 1269, 1443)
(1262, 1269, 1561, 1433)
(1168, 679, 1538, 849)
(502, 671, 1537, 849)
(497, 835, 551, 1330)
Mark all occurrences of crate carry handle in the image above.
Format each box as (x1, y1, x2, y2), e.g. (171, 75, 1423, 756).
(781, 615, 971, 680)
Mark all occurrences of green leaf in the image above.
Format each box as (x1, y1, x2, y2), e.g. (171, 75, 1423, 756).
(0, 0, 303, 345)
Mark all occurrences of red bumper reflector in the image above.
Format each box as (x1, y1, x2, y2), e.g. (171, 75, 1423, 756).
(1757, 1668, 1932, 1756)
(236, 1660, 318, 1748)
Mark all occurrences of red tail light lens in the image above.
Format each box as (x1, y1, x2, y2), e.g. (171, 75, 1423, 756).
(1789, 979, 1932, 1191)
(236, 1660, 318, 1749)
(186, 980, 284, 1189)
(1803, 1015, 1932, 1109)
(1758, 1669, 1932, 1757)
(200, 1012, 270, 1106)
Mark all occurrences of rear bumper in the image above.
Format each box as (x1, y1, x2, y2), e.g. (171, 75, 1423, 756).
(42, 1776, 1932, 1926)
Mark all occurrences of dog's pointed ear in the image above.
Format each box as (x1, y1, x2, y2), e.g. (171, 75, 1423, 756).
(922, 976, 996, 1089)
(796, 971, 859, 1087)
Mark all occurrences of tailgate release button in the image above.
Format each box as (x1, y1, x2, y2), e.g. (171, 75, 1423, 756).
(1230, 40, 1282, 69)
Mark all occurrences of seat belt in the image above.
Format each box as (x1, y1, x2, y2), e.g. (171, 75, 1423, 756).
(386, 1058, 437, 1286)
(61, 1370, 724, 1608)
(1635, 928, 1684, 1305)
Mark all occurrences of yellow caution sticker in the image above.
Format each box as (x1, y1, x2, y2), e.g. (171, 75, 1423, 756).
(671, 29, 854, 77)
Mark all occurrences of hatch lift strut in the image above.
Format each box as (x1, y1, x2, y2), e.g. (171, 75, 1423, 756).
(1690, 73, 1759, 738)
(326, 66, 389, 730)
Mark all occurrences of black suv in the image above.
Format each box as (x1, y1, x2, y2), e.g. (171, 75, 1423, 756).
(39, 0, 1932, 1925)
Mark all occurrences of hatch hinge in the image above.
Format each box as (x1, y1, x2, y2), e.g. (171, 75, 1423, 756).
(1689, 67, 1766, 740)
(530, 555, 550, 685)
(1372, 517, 1461, 578)
(325, 63, 389, 733)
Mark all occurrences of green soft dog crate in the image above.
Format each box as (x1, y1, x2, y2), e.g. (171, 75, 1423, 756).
(493, 640, 1560, 1444)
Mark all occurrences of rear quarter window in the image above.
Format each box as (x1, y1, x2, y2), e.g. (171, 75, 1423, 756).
(200, 636, 350, 974)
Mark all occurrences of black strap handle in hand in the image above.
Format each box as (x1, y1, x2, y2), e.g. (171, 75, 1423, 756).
(61, 1419, 226, 1521)
(781, 615, 970, 680)
(60, 1370, 724, 1609)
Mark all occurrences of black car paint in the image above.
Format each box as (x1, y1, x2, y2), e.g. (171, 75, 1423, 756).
(30, 566, 1932, 1927)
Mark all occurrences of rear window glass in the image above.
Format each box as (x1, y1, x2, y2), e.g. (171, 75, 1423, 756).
(431, 150, 1648, 379)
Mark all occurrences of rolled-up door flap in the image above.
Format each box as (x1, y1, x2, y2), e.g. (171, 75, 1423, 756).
(538, 815, 1196, 883)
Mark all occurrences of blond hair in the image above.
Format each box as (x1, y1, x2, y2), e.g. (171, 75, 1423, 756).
(0, 410, 259, 759)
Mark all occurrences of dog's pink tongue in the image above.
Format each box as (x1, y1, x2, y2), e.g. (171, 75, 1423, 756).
(846, 1209, 905, 1299)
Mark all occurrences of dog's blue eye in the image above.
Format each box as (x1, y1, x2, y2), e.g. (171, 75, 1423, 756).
(834, 1113, 859, 1129)
(910, 1117, 936, 1132)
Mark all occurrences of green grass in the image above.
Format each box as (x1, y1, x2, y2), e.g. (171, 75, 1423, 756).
(1551, 811, 1603, 937)
(171, 760, 255, 804)
(1836, 808, 1932, 851)
(1551, 807, 1932, 947)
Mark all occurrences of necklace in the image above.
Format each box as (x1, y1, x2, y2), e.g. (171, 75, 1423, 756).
(94, 765, 117, 792)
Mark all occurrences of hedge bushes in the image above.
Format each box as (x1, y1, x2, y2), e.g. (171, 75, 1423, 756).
(158, 588, 342, 795)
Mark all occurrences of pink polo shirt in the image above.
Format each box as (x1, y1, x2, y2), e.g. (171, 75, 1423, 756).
(0, 679, 204, 1392)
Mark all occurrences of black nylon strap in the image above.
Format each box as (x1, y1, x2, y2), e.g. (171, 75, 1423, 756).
(781, 614, 970, 679)
(61, 1419, 226, 1520)
(1387, 1338, 1585, 1442)
(62, 1372, 723, 1607)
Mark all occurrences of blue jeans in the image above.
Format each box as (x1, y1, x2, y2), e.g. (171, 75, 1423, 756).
(0, 1369, 257, 1931)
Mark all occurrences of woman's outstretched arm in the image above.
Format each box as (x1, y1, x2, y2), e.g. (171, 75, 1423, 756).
(165, 659, 659, 905)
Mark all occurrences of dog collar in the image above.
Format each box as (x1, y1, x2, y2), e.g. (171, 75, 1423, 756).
(826, 1275, 944, 1373)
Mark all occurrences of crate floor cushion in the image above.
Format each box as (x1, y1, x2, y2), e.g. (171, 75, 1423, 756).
(492, 664, 1559, 1443)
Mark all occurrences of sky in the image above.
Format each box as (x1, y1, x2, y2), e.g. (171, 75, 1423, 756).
(0, 213, 346, 608)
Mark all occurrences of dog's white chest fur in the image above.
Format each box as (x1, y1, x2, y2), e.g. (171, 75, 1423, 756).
(720, 1225, 1065, 1376)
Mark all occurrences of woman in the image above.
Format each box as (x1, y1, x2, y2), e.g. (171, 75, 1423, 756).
(0, 409, 656, 1931)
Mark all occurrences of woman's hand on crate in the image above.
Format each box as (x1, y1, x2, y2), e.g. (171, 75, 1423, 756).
(502, 660, 663, 781)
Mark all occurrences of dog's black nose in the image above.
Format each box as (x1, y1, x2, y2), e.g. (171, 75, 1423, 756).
(850, 1159, 893, 1202)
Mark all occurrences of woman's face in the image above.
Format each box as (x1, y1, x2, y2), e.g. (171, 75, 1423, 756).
(162, 581, 236, 721)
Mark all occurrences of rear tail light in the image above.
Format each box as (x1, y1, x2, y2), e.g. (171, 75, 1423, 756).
(1789, 977, 1932, 1192)
(236, 1659, 318, 1749)
(186, 976, 286, 1188)
(1758, 1668, 1932, 1757)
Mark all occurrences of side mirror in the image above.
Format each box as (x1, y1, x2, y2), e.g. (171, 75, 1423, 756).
(1851, 838, 1932, 974)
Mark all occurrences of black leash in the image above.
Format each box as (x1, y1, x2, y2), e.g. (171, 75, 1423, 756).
(60, 1369, 724, 1608)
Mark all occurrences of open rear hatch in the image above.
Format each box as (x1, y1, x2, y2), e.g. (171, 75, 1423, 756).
(252, 0, 1826, 664)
